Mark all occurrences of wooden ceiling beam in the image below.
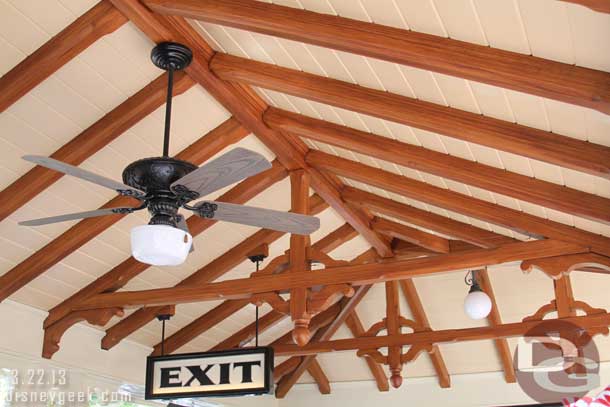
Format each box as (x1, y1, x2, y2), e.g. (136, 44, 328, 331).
(143, 220, 351, 355)
(276, 285, 372, 398)
(373, 217, 450, 254)
(306, 359, 331, 395)
(110, 0, 393, 258)
(74, 240, 587, 310)
(344, 312, 389, 392)
(0, 116, 247, 306)
(0, 1, 128, 113)
(308, 151, 610, 257)
(399, 279, 451, 388)
(145, 0, 610, 114)
(475, 269, 517, 383)
(560, 0, 610, 13)
(273, 312, 610, 357)
(265, 108, 610, 224)
(0, 72, 193, 223)
(344, 187, 513, 250)
(102, 194, 326, 350)
(213, 53, 610, 181)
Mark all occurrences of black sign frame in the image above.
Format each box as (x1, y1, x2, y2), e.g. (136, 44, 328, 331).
(145, 346, 274, 399)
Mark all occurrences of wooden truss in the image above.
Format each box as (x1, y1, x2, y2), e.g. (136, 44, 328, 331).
(0, 0, 609, 398)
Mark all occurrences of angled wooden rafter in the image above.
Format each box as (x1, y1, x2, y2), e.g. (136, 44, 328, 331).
(109, 0, 393, 259)
(0, 72, 193, 223)
(213, 54, 610, 184)
(0, 1, 128, 113)
(144, 0, 610, 114)
(0, 116, 245, 306)
(560, 0, 610, 13)
(307, 151, 610, 257)
(264, 107, 610, 224)
(372, 217, 450, 254)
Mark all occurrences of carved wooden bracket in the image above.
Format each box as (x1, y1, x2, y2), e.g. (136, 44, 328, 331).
(523, 299, 608, 337)
(43, 308, 124, 359)
(521, 253, 610, 280)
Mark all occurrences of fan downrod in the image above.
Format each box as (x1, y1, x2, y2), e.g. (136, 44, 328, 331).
(150, 42, 192, 71)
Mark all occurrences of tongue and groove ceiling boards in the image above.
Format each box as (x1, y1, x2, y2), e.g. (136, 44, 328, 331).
(0, 0, 609, 398)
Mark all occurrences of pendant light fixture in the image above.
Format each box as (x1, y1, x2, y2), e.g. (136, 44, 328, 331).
(463, 269, 492, 320)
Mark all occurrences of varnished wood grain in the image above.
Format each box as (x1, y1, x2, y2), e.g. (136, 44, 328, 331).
(74, 240, 587, 310)
(0, 2, 127, 113)
(266, 108, 610, 223)
(308, 151, 610, 256)
(145, 0, 610, 114)
(214, 54, 610, 181)
(373, 217, 450, 254)
(560, 0, 610, 13)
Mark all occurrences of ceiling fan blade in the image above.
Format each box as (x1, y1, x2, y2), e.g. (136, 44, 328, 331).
(171, 148, 271, 198)
(175, 215, 195, 253)
(196, 201, 320, 235)
(19, 207, 136, 227)
(23, 155, 142, 195)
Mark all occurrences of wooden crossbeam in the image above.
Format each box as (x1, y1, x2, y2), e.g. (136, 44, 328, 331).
(0, 1, 127, 113)
(74, 240, 587, 311)
(41, 163, 287, 359)
(475, 269, 516, 383)
(272, 312, 610, 357)
(110, 0, 393, 258)
(144, 220, 353, 356)
(145, 0, 610, 114)
(373, 217, 450, 254)
(561, 0, 610, 12)
(0, 116, 246, 306)
(308, 151, 610, 257)
(0, 72, 193, 223)
(344, 187, 514, 249)
(214, 54, 610, 182)
(399, 280, 451, 388)
(344, 312, 389, 392)
(265, 108, 610, 223)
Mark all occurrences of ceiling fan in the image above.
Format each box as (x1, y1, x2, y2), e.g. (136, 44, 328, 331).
(19, 42, 320, 266)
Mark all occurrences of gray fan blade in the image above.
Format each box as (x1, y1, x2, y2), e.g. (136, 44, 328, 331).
(175, 215, 194, 253)
(23, 155, 141, 194)
(198, 201, 320, 235)
(19, 207, 135, 226)
(171, 148, 271, 198)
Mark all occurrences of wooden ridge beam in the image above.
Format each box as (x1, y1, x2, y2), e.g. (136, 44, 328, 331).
(399, 279, 451, 388)
(0, 116, 245, 306)
(0, 72, 193, 223)
(74, 240, 588, 317)
(41, 163, 287, 359)
(373, 217, 450, 254)
(145, 0, 610, 114)
(276, 285, 372, 398)
(475, 269, 516, 383)
(213, 53, 610, 181)
(560, 0, 610, 13)
(265, 108, 610, 223)
(142, 220, 350, 356)
(0, 1, 128, 113)
(110, 0, 393, 258)
(344, 312, 389, 392)
(273, 312, 610, 357)
(308, 151, 610, 257)
(344, 187, 513, 250)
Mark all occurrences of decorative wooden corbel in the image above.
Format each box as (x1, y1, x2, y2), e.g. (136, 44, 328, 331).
(43, 308, 124, 359)
(308, 284, 355, 315)
(521, 253, 610, 280)
(523, 300, 608, 337)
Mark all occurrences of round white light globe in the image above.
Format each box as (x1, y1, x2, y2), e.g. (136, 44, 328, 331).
(463, 290, 492, 320)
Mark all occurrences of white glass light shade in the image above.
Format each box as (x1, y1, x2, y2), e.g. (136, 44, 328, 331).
(463, 290, 492, 320)
(131, 224, 192, 266)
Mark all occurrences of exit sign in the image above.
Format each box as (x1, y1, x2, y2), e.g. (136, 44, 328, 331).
(145, 347, 274, 399)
